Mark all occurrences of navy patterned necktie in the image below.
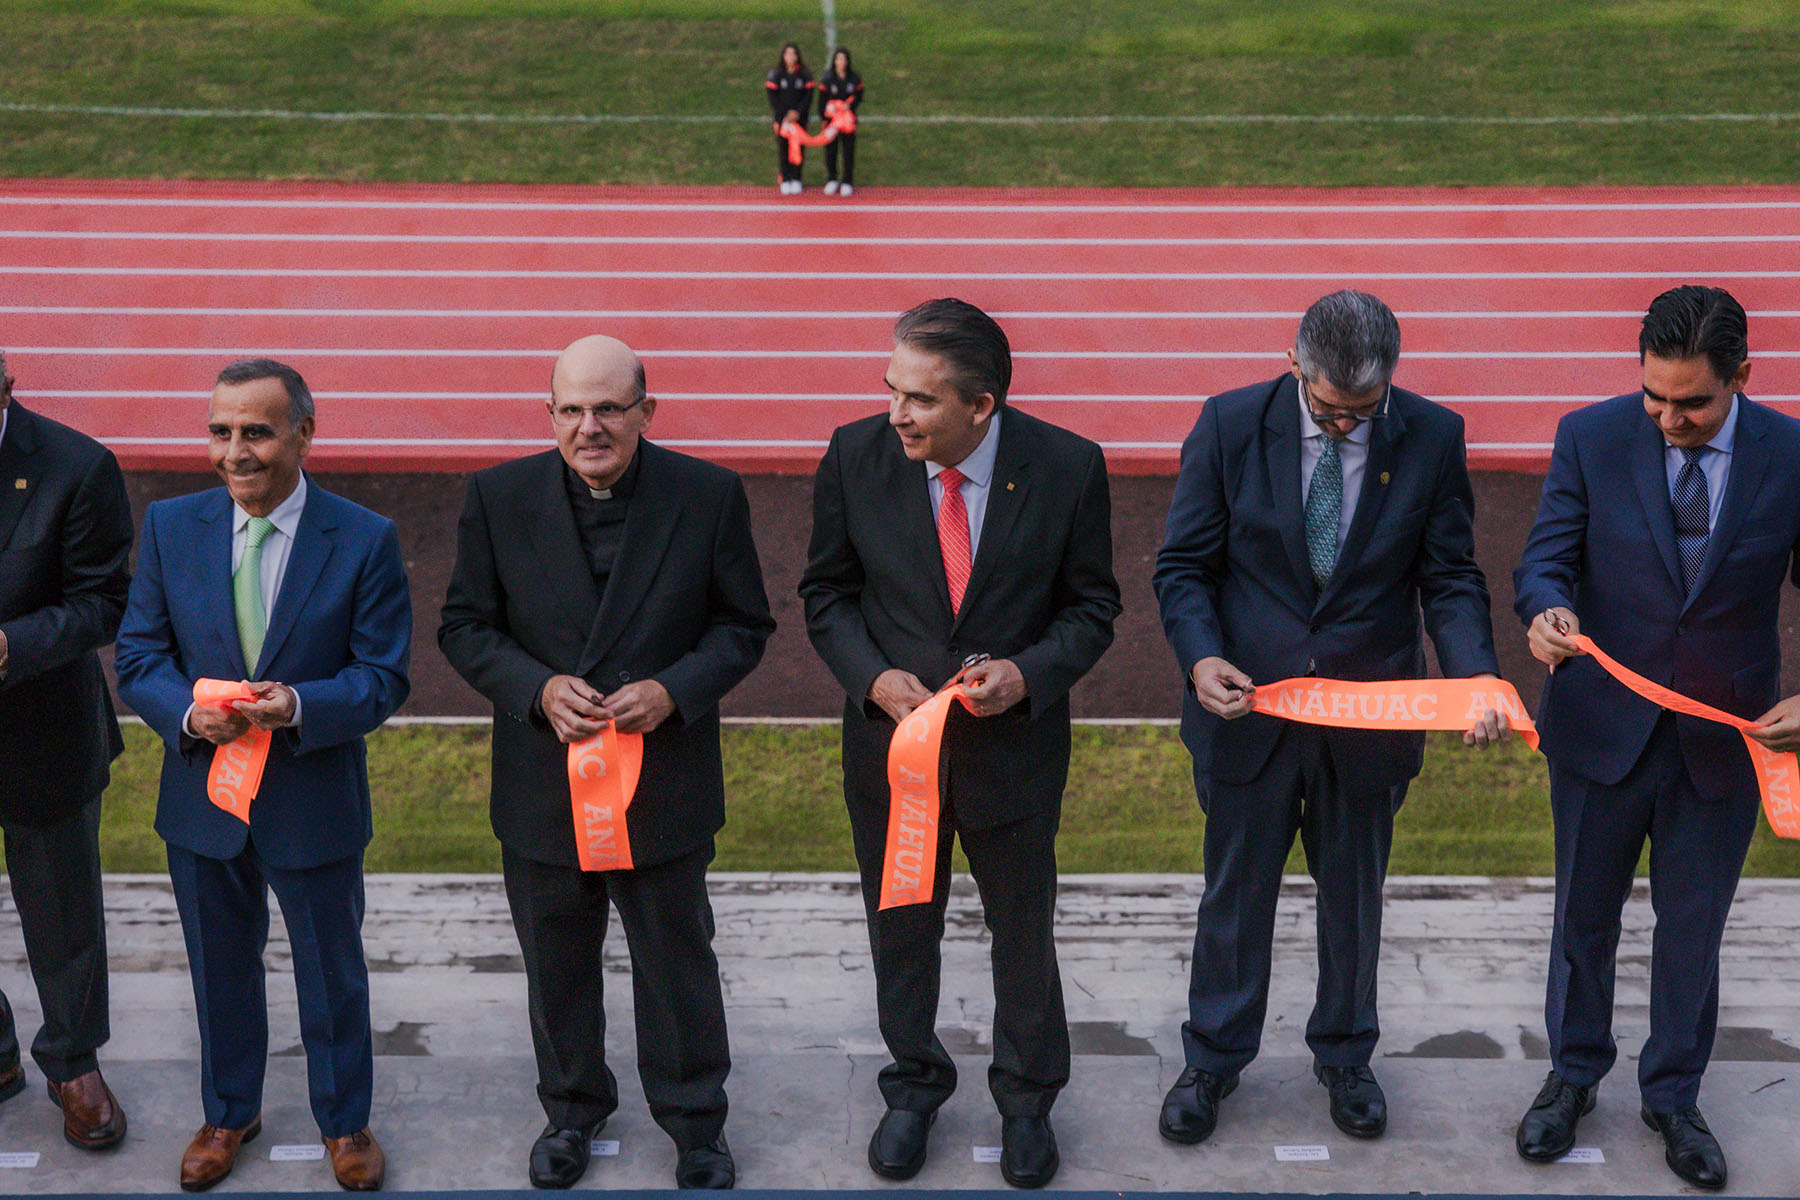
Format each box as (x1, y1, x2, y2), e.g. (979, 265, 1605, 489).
(1305, 435, 1343, 587)
(1672, 445, 1709, 592)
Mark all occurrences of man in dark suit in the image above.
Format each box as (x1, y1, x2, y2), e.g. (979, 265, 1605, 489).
(1154, 290, 1506, 1146)
(115, 359, 410, 1192)
(1511, 286, 1800, 1190)
(439, 335, 772, 1192)
(0, 350, 133, 1150)
(800, 299, 1120, 1190)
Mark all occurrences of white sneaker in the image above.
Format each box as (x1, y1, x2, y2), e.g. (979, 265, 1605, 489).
(824, 180, 840, 195)
(777, 180, 790, 194)
(793, 180, 804, 194)
(839, 183, 854, 197)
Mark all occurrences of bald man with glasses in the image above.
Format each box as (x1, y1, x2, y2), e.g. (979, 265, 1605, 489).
(1153, 290, 1507, 1146)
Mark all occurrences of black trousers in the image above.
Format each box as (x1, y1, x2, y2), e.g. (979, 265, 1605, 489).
(1182, 726, 1401, 1077)
(0, 798, 109, 1082)
(502, 841, 729, 1151)
(1546, 714, 1760, 1110)
(774, 134, 801, 182)
(845, 762, 1068, 1118)
(825, 133, 856, 185)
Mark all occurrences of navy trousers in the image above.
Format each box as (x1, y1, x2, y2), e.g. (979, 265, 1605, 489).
(1546, 715, 1760, 1110)
(1183, 726, 1402, 1078)
(166, 842, 372, 1136)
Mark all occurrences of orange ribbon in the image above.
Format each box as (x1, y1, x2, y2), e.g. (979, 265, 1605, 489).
(1569, 634, 1800, 838)
(777, 100, 857, 165)
(567, 725, 644, 871)
(1250, 676, 1540, 749)
(879, 667, 976, 910)
(192, 678, 270, 825)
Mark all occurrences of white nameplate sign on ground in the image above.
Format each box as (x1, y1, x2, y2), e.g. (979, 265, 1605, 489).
(269, 1144, 326, 1162)
(972, 1145, 1002, 1163)
(0, 1152, 40, 1169)
(1274, 1144, 1331, 1162)
(590, 1140, 620, 1156)
(1555, 1147, 1605, 1164)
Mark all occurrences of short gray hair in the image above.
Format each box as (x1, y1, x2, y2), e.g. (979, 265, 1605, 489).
(215, 357, 314, 425)
(1294, 290, 1401, 396)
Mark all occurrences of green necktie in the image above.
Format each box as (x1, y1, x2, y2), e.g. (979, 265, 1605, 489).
(234, 515, 275, 676)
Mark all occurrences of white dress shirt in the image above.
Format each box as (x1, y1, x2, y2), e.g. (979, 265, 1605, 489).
(1663, 393, 1738, 532)
(0, 404, 9, 450)
(1297, 387, 1373, 551)
(926, 411, 1002, 559)
(183, 475, 308, 733)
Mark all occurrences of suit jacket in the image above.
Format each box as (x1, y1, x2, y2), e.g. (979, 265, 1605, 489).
(1514, 393, 1800, 801)
(1155, 375, 1499, 796)
(114, 476, 412, 868)
(438, 442, 774, 869)
(800, 409, 1120, 829)
(0, 404, 134, 826)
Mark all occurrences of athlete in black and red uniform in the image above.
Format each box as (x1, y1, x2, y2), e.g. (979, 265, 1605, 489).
(766, 42, 815, 194)
(818, 48, 864, 196)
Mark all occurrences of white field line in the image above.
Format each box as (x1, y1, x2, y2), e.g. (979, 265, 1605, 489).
(7, 266, 1798, 281)
(10, 306, 1800, 320)
(4, 196, 1800, 216)
(95, 435, 1558, 452)
(5, 229, 1798, 247)
(23, 345, 1764, 360)
(29, 391, 1800, 405)
(5, 100, 1799, 128)
(820, 0, 837, 53)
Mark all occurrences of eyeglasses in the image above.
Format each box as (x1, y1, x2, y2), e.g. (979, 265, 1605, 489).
(1300, 377, 1389, 431)
(550, 397, 645, 427)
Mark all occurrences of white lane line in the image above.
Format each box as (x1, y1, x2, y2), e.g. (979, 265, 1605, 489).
(32, 390, 1800, 405)
(22, 345, 1747, 360)
(7, 267, 1798, 281)
(24, 306, 1795, 320)
(3, 196, 1800, 216)
(6, 230, 1798, 247)
(92, 435, 1561, 452)
(4, 100, 1797, 128)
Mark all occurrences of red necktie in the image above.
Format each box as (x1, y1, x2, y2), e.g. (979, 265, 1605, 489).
(938, 467, 972, 615)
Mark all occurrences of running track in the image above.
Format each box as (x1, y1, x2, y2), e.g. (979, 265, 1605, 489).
(3, 179, 1797, 474)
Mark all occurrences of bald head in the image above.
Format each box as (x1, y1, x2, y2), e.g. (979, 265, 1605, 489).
(553, 335, 646, 406)
(548, 334, 655, 491)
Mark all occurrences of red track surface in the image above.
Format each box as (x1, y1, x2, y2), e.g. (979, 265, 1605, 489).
(3, 179, 1797, 474)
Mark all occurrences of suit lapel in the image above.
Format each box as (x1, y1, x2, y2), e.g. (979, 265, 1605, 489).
(954, 415, 1029, 631)
(578, 442, 680, 673)
(197, 490, 248, 676)
(525, 454, 603, 639)
(0, 406, 39, 552)
(1318, 399, 1405, 608)
(256, 478, 338, 676)
(1262, 379, 1315, 599)
(1629, 414, 1686, 596)
(1685, 396, 1770, 608)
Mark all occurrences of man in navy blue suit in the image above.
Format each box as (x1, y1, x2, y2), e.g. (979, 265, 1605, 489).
(1154, 290, 1507, 1147)
(1511, 286, 1800, 1190)
(116, 359, 410, 1193)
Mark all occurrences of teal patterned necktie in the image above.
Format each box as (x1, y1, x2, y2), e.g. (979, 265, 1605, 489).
(234, 516, 275, 675)
(1305, 436, 1343, 587)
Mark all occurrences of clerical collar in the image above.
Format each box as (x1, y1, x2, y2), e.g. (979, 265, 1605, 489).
(565, 448, 641, 501)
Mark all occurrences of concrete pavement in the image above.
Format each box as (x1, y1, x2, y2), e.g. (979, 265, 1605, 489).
(1, 874, 1797, 1194)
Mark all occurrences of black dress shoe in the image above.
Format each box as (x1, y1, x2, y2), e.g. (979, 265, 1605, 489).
(867, 1108, 934, 1180)
(675, 1136, 735, 1190)
(999, 1116, 1058, 1189)
(1643, 1105, 1727, 1190)
(1314, 1064, 1386, 1138)
(1158, 1066, 1237, 1144)
(528, 1119, 605, 1189)
(1515, 1070, 1596, 1162)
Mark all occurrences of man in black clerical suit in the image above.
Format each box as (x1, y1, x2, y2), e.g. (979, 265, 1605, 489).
(800, 299, 1120, 1190)
(0, 351, 133, 1151)
(439, 335, 774, 1191)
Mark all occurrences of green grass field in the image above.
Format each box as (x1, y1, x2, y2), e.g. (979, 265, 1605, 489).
(3, 1, 1799, 185)
(91, 722, 1800, 877)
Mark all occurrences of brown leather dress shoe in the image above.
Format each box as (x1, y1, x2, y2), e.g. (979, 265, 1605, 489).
(325, 1127, 386, 1191)
(180, 1118, 261, 1192)
(47, 1069, 127, 1150)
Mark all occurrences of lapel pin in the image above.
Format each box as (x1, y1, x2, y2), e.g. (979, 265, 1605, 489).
(1379, 471, 1390, 485)
(1006, 481, 1015, 491)
(12, 478, 25, 490)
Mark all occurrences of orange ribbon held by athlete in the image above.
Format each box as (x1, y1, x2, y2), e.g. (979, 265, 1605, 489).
(777, 99, 858, 166)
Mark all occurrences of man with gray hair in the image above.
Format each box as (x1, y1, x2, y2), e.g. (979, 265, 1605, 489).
(1153, 290, 1507, 1145)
